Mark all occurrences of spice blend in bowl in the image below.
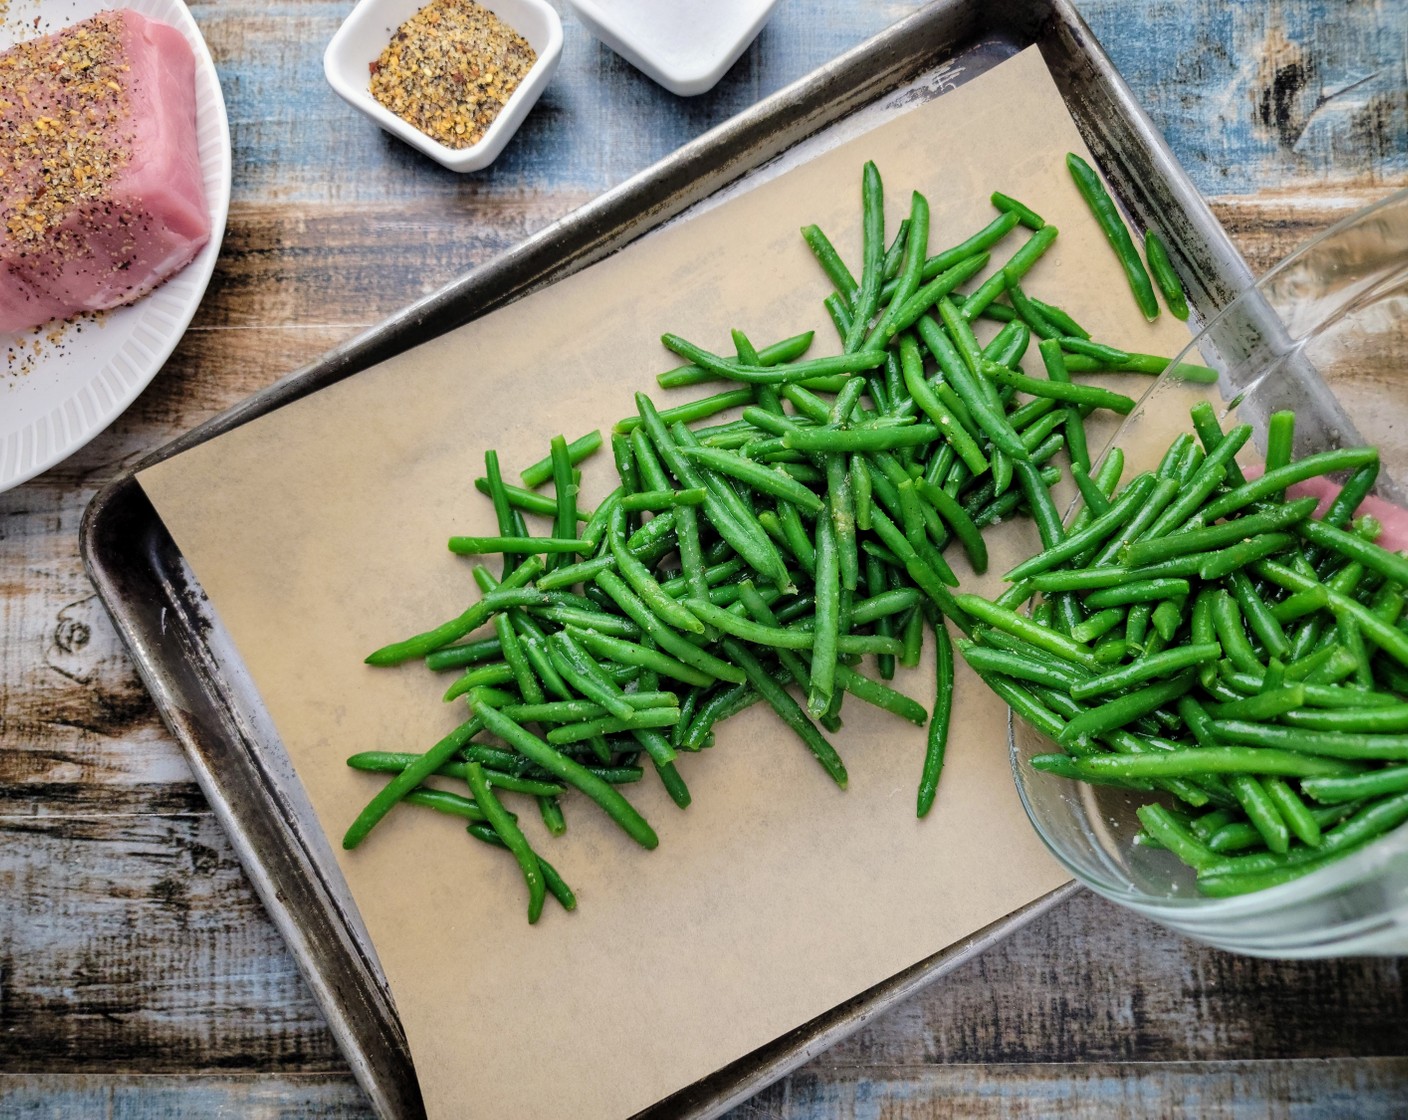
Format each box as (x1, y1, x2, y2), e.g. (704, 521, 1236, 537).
(324, 0, 563, 172)
(369, 0, 536, 150)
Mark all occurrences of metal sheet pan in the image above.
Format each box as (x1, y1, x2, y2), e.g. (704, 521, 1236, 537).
(80, 1, 1253, 1116)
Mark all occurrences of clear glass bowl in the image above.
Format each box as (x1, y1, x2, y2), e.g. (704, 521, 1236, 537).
(1010, 187, 1408, 958)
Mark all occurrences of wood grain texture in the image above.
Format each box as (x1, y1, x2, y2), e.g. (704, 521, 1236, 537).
(3, 0, 1408, 1117)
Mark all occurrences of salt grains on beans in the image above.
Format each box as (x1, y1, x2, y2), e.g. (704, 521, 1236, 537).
(369, 0, 537, 150)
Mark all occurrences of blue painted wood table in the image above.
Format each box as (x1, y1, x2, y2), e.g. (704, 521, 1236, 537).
(3, 1, 1408, 1116)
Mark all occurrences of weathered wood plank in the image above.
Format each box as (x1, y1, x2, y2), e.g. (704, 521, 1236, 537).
(180, 1, 1407, 207)
(770, 1056, 1408, 1118)
(6, 1058, 1408, 1119)
(0, 812, 345, 1072)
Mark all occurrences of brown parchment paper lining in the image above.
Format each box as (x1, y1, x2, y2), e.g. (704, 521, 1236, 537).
(138, 48, 1201, 1120)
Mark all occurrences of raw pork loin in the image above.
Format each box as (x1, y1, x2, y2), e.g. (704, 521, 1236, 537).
(0, 9, 210, 332)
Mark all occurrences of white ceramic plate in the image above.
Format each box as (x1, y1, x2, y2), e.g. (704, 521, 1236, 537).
(0, 0, 232, 493)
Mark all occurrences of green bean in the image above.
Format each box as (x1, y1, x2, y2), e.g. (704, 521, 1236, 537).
(474, 474, 595, 523)
(884, 211, 1019, 302)
(475, 701, 658, 848)
(343, 719, 481, 847)
(545, 629, 635, 720)
(1004, 472, 1157, 580)
(662, 414, 794, 593)
(1264, 409, 1296, 487)
(1256, 558, 1408, 670)
(1225, 774, 1291, 854)
(533, 555, 614, 593)
(1069, 643, 1220, 699)
(683, 598, 813, 648)
(1058, 337, 1131, 365)
(882, 217, 911, 280)
(1070, 607, 1125, 644)
(366, 578, 549, 667)
(401, 788, 491, 822)
(1027, 296, 1088, 339)
(1295, 516, 1408, 589)
(1143, 229, 1189, 320)
(1280, 703, 1408, 733)
(1065, 152, 1158, 320)
(565, 628, 714, 688)
(465, 762, 546, 922)
(1005, 275, 1061, 339)
(844, 163, 888, 350)
(424, 636, 504, 672)
(808, 503, 841, 716)
(990, 190, 1045, 230)
(899, 332, 989, 476)
(618, 488, 707, 512)
(1210, 719, 1408, 761)
(781, 421, 939, 454)
(873, 255, 990, 347)
(1193, 447, 1378, 524)
(592, 571, 745, 684)
(801, 225, 858, 297)
(833, 662, 926, 725)
(980, 360, 1137, 414)
(1063, 351, 1218, 381)
(865, 189, 930, 348)
(1136, 803, 1220, 870)
(546, 707, 681, 745)
(898, 604, 925, 669)
(960, 641, 1088, 691)
(518, 431, 601, 489)
(1265, 776, 1323, 847)
(1060, 747, 1359, 780)
(1197, 791, 1408, 894)
(447, 535, 592, 557)
(1084, 578, 1190, 609)
(659, 334, 886, 387)
(1057, 671, 1196, 743)
(961, 225, 1059, 321)
(849, 587, 921, 627)
(721, 638, 847, 787)
(1301, 766, 1408, 805)
(494, 610, 543, 704)
(1229, 569, 1290, 659)
(1142, 424, 1252, 538)
(679, 445, 823, 514)
(914, 315, 1028, 461)
(661, 331, 822, 391)
(917, 618, 953, 818)
(955, 594, 1096, 668)
(548, 435, 578, 569)
(914, 477, 988, 573)
(1119, 497, 1320, 567)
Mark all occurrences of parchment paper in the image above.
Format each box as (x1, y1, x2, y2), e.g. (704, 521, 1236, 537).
(139, 48, 1200, 1120)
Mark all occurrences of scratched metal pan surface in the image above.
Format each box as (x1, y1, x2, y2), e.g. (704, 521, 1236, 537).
(80, 1, 1254, 1117)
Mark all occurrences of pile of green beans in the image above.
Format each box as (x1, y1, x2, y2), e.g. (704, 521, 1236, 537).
(959, 400, 1408, 896)
(343, 160, 1214, 922)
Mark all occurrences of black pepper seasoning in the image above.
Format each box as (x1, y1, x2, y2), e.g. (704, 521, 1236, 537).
(369, 0, 537, 150)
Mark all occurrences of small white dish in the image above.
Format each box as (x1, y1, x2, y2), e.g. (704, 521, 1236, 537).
(565, 0, 781, 97)
(0, 0, 232, 494)
(324, 0, 562, 172)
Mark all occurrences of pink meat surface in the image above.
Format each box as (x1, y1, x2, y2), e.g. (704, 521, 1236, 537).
(0, 9, 210, 333)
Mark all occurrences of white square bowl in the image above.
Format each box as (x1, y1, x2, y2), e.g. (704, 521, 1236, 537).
(324, 0, 563, 172)
(565, 0, 782, 97)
